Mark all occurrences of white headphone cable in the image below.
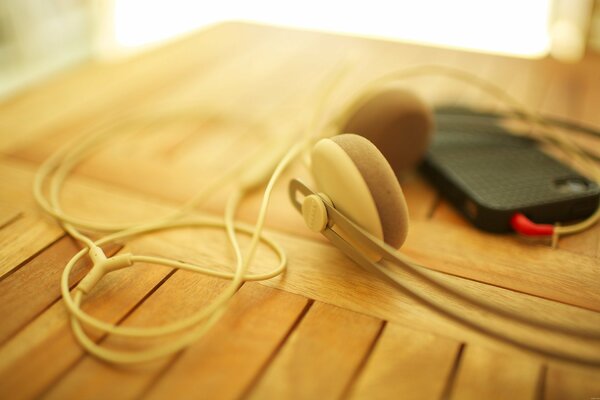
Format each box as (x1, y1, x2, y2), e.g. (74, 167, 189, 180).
(35, 107, 305, 363)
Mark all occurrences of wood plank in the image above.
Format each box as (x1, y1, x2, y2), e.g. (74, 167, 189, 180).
(9, 100, 598, 315)
(3, 207, 275, 399)
(448, 50, 514, 110)
(0, 212, 63, 280)
(136, 212, 600, 380)
(5, 24, 337, 165)
(0, 23, 278, 153)
(507, 59, 555, 111)
(143, 284, 308, 400)
(449, 345, 542, 400)
(545, 365, 600, 400)
(247, 301, 382, 399)
(560, 220, 600, 259)
(0, 156, 64, 278)
(540, 61, 600, 155)
(0, 154, 165, 280)
(0, 236, 121, 345)
(6, 51, 595, 312)
(0, 248, 172, 400)
(258, 229, 600, 364)
(0, 204, 21, 229)
(0, 22, 599, 400)
(0, 151, 303, 400)
(579, 61, 600, 128)
(3, 24, 460, 227)
(41, 272, 231, 400)
(348, 323, 459, 400)
(2, 156, 600, 365)
(479, 57, 547, 112)
(404, 219, 600, 312)
(3, 31, 364, 243)
(538, 63, 586, 121)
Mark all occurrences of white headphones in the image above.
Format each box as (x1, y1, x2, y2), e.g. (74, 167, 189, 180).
(35, 65, 600, 365)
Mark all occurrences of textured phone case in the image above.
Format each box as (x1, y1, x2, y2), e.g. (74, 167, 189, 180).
(420, 110, 600, 232)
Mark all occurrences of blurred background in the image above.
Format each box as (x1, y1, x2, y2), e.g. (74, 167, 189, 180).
(1, 0, 599, 100)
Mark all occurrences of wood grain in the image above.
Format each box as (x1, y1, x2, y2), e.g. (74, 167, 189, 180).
(144, 284, 308, 400)
(0, 160, 63, 279)
(405, 219, 600, 312)
(6, 52, 597, 314)
(0, 204, 21, 230)
(449, 345, 542, 400)
(7, 115, 598, 316)
(0, 24, 278, 153)
(2, 156, 600, 365)
(41, 272, 232, 400)
(0, 236, 121, 345)
(545, 364, 600, 400)
(0, 248, 172, 400)
(348, 323, 460, 400)
(259, 231, 600, 364)
(0, 21, 599, 399)
(247, 301, 382, 400)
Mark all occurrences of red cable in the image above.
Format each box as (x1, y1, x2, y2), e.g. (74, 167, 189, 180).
(510, 213, 554, 236)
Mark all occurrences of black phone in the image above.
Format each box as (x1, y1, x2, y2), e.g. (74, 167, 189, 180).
(419, 107, 600, 233)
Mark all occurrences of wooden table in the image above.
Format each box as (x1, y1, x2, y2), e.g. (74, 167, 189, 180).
(1, 22, 599, 400)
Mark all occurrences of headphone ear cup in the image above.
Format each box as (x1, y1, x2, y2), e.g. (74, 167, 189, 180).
(343, 88, 433, 175)
(311, 134, 409, 250)
(331, 134, 409, 248)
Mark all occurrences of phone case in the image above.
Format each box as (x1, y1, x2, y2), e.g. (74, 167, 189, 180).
(420, 110, 600, 233)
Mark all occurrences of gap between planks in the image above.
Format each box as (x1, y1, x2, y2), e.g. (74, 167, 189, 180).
(238, 299, 315, 399)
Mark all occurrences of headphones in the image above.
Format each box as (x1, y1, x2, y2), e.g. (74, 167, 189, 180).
(301, 87, 432, 253)
(35, 65, 600, 365)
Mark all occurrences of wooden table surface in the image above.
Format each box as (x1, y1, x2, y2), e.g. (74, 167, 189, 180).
(1, 22, 600, 400)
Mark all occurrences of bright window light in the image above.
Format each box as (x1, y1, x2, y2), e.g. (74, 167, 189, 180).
(112, 0, 552, 58)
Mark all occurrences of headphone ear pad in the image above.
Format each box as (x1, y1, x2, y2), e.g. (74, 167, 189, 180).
(343, 88, 433, 175)
(330, 134, 409, 248)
